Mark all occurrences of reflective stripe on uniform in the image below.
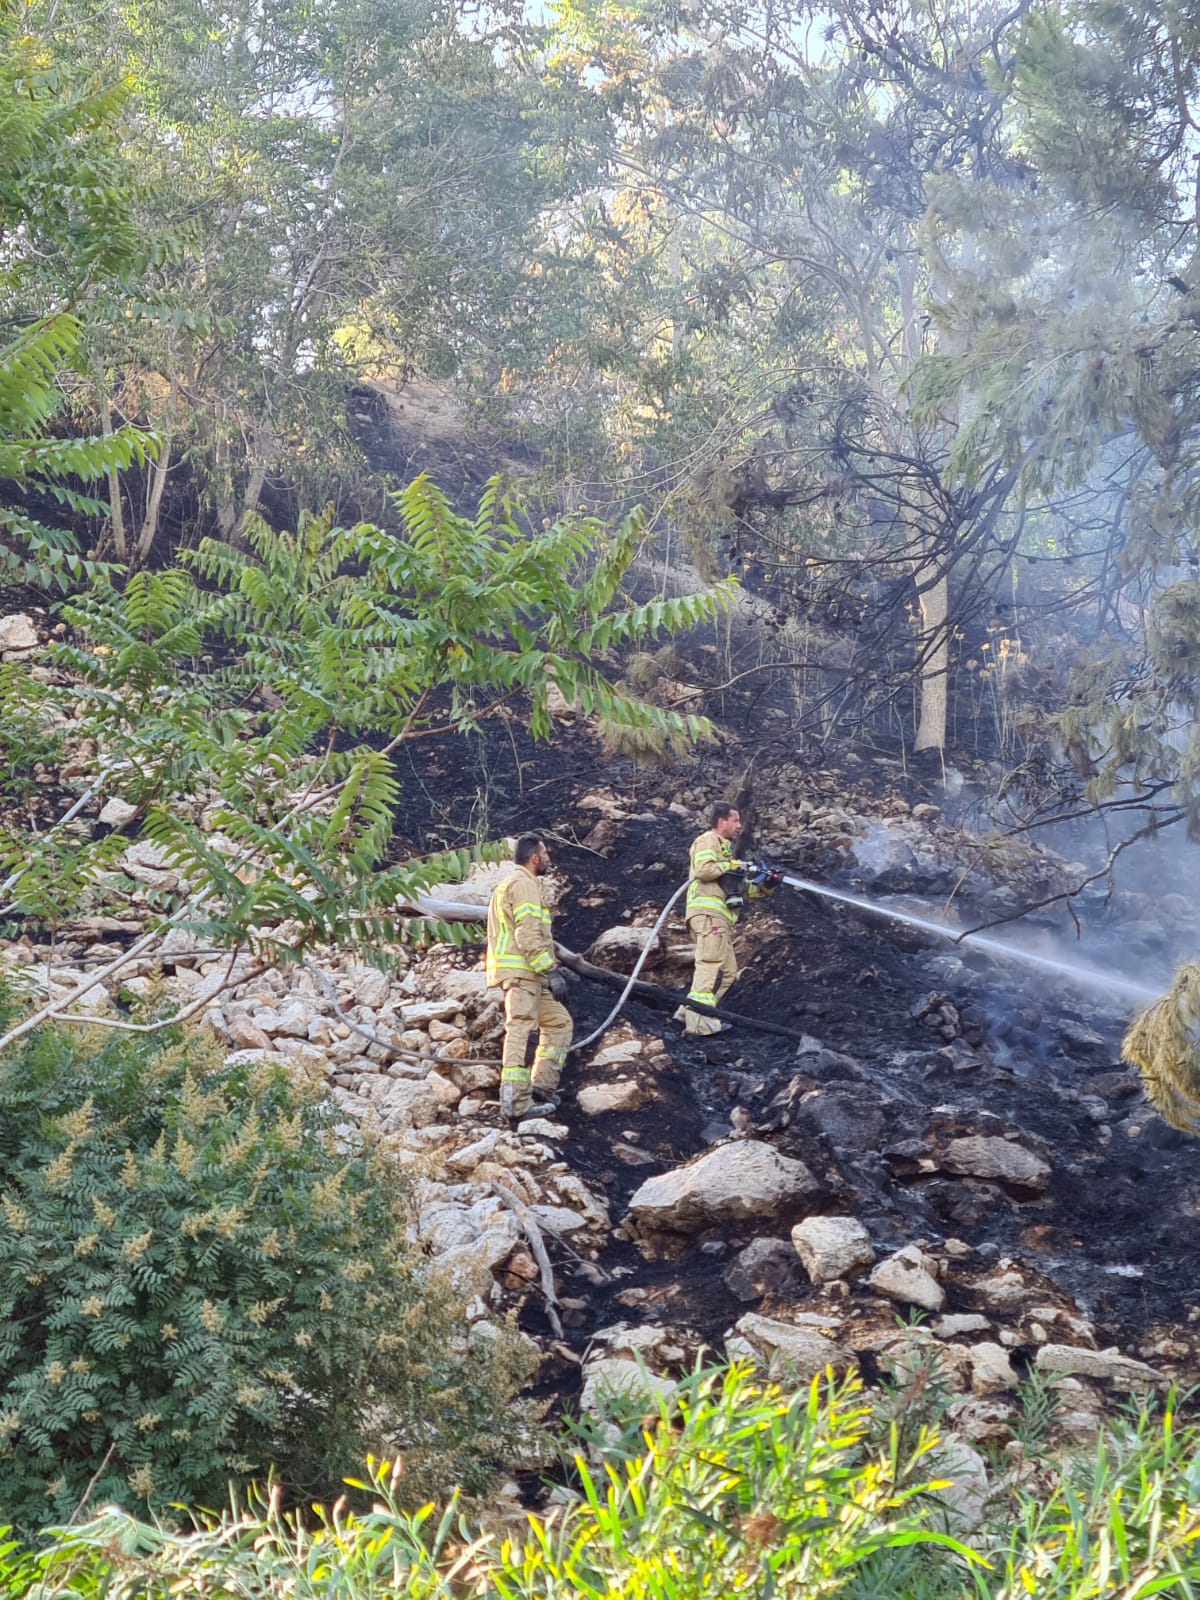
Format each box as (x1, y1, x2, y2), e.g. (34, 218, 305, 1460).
(686, 829, 736, 923)
(486, 874, 554, 983)
(501, 1063, 531, 1083)
(687, 988, 717, 1006)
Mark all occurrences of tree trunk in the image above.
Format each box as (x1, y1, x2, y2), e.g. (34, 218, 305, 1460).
(136, 432, 172, 565)
(135, 366, 179, 565)
(913, 550, 949, 754)
(99, 394, 128, 560)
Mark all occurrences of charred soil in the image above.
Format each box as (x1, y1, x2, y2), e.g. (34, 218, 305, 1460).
(393, 708, 1200, 1395)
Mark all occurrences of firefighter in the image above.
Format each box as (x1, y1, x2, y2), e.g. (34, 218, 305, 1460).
(675, 803, 746, 1034)
(485, 834, 573, 1119)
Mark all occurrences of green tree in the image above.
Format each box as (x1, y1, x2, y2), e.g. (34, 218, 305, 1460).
(529, 0, 1039, 761)
(915, 1, 1200, 832)
(0, 7, 150, 589)
(0, 474, 734, 1052)
(29, 0, 561, 558)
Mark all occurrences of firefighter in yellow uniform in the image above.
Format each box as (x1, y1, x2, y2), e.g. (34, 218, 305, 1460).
(679, 803, 745, 1035)
(486, 834, 573, 1119)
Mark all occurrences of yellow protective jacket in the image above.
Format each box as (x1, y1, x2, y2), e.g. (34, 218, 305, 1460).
(686, 828, 737, 925)
(486, 864, 556, 984)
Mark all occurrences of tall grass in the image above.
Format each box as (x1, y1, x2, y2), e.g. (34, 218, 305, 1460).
(8, 1362, 1200, 1599)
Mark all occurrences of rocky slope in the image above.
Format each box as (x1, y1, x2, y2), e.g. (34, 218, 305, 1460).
(5, 605, 1200, 1520)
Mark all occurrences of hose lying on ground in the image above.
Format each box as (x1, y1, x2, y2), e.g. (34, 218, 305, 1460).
(565, 880, 690, 1053)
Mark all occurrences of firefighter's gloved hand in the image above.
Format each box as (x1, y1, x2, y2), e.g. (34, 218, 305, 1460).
(719, 868, 745, 897)
(547, 968, 572, 1003)
(745, 863, 782, 900)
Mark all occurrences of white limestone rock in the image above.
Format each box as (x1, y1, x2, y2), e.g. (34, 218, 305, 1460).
(0, 613, 38, 654)
(580, 1357, 677, 1421)
(1035, 1344, 1162, 1390)
(98, 797, 138, 827)
(578, 1080, 643, 1116)
(731, 1312, 852, 1380)
(867, 1245, 945, 1312)
(942, 1135, 1051, 1191)
(628, 1141, 818, 1237)
(790, 1216, 874, 1283)
(967, 1342, 1019, 1394)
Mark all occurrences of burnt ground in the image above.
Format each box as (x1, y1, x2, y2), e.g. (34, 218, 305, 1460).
(391, 710, 1200, 1399)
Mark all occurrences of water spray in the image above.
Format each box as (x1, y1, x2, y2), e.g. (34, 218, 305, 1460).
(774, 873, 1160, 1006)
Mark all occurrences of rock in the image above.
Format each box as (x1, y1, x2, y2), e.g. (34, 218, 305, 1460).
(628, 1141, 818, 1238)
(273, 1000, 314, 1038)
(723, 1237, 799, 1302)
(0, 613, 38, 653)
(593, 1322, 690, 1362)
(613, 1141, 657, 1167)
(731, 1312, 851, 1380)
(1090, 1070, 1140, 1102)
(435, 1036, 471, 1061)
(578, 1080, 643, 1116)
(933, 1313, 991, 1338)
(426, 1070, 462, 1108)
(974, 1268, 1029, 1312)
(576, 790, 628, 819)
(548, 1172, 609, 1228)
(1035, 1344, 1162, 1389)
(798, 1047, 868, 1082)
(945, 1395, 1017, 1444)
(352, 968, 392, 1009)
(967, 1342, 1019, 1394)
(119, 839, 181, 892)
(226, 1013, 274, 1052)
(790, 1216, 874, 1283)
(796, 1087, 885, 1147)
(401, 998, 461, 1027)
(449, 1059, 500, 1094)
(926, 1436, 988, 1532)
(364, 1075, 439, 1131)
(445, 1131, 502, 1172)
(529, 1204, 588, 1235)
(98, 797, 138, 827)
(580, 819, 627, 857)
(580, 1358, 677, 1421)
(441, 969, 489, 1002)
(516, 1117, 569, 1141)
(587, 926, 660, 968)
(592, 1039, 644, 1067)
(1057, 1019, 1106, 1050)
(1025, 1305, 1097, 1347)
(422, 859, 514, 908)
(942, 1135, 1051, 1191)
(428, 1018, 463, 1043)
(420, 1196, 522, 1294)
(867, 1245, 945, 1312)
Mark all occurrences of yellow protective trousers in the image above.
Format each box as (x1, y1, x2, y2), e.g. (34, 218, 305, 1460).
(499, 976, 573, 1117)
(682, 912, 739, 1035)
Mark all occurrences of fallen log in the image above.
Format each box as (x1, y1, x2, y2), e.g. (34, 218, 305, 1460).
(555, 944, 808, 1044)
(403, 895, 487, 922)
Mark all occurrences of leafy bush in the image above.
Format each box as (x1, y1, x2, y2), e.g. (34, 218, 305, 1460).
(8, 1363, 1200, 1598)
(0, 991, 536, 1533)
(1, 479, 733, 1011)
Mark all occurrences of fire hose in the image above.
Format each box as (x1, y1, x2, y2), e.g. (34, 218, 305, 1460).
(561, 860, 803, 1050)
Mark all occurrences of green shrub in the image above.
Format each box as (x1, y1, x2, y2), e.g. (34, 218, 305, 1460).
(0, 990, 536, 1533)
(11, 1364, 1200, 1599)
(11, 1365, 974, 1597)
